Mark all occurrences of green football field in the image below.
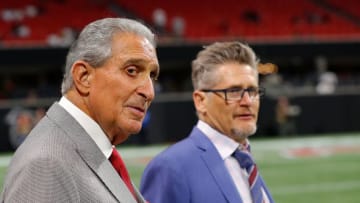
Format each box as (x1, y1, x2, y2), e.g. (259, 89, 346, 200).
(0, 133, 359, 203)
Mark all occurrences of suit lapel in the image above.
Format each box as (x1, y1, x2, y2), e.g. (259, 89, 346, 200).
(190, 128, 243, 203)
(46, 103, 138, 203)
(78, 147, 136, 203)
(133, 183, 146, 203)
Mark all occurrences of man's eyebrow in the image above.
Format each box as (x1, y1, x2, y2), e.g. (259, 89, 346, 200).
(124, 58, 159, 66)
(150, 62, 160, 78)
(125, 58, 160, 75)
(124, 58, 147, 65)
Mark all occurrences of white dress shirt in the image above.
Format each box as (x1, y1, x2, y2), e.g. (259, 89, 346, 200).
(197, 120, 269, 203)
(59, 96, 113, 159)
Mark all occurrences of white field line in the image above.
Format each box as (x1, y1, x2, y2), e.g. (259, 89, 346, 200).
(118, 145, 168, 159)
(251, 134, 360, 151)
(0, 134, 359, 166)
(118, 134, 360, 159)
(0, 156, 12, 167)
(272, 180, 360, 195)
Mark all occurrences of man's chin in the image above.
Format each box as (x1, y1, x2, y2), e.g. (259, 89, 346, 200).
(231, 126, 257, 139)
(126, 119, 143, 132)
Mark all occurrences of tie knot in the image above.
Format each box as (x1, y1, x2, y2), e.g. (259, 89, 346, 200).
(232, 149, 255, 171)
(109, 148, 122, 169)
(110, 148, 119, 159)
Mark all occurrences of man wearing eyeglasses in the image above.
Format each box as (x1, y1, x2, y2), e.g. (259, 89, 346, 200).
(140, 42, 275, 203)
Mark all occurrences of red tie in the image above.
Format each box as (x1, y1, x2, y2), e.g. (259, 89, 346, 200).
(233, 149, 271, 203)
(109, 148, 137, 200)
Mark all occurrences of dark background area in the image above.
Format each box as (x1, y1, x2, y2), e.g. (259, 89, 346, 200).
(1, 0, 360, 151)
(0, 41, 359, 151)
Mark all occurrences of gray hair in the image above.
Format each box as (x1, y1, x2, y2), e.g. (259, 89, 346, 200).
(191, 41, 259, 90)
(61, 18, 156, 94)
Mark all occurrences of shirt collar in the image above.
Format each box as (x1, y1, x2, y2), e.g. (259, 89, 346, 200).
(59, 96, 113, 158)
(197, 120, 248, 160)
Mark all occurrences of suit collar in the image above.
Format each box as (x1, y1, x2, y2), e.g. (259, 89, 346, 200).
(46, 103, 139, 203)
(196, 120, 240, 160)
(190, 127, 244, 203)
(58, 96, 113, 158)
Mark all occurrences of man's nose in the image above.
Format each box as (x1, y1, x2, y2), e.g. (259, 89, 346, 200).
(239, 91, 252, 105)
(138, 76, 155, 102)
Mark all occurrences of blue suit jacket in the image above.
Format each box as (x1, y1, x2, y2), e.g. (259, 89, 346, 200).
(141, 127, 246, 203)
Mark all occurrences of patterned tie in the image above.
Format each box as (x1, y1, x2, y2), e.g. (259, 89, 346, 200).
(233, 148, 273, 203)
(109, 147, 137, 201)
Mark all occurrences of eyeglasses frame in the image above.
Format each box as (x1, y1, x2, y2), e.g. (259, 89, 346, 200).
(200, 86, 265, 102)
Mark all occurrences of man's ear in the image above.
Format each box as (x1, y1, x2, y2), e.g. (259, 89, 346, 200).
(71, 61, 93, 95)
(193, 90, 207, 114)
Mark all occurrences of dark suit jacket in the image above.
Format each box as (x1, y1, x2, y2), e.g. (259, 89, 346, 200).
(1, 103, 144, 203)
(141, 126, 248, 203)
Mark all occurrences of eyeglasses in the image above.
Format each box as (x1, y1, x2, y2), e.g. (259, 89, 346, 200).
(201, 87, 265, 102)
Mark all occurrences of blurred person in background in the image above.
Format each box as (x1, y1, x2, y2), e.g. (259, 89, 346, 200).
(314, 56, 338, 94)
(137, 110, 151, 145)
(141, 41, 274, 203)
(4, 89, 44, 149)
(275, 96, 300, 136)
(4, 107, 34, 149)
(152, 8, 167, 35)
(1, 17, 159, 203)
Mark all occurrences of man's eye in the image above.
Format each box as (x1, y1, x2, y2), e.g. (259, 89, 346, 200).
(126, 67, 138, 75)
(228, 88, 242, 93)
(247, 87, 257, 93)
(150, 71, 158, 81)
